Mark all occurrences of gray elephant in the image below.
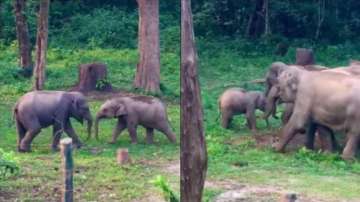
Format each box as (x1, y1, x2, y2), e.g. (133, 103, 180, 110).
(94, 95, 176, 144)
(263, 62, 327, 120)
(275, 67, 360, 160)
(14, 91, 92, 152)
(218, 88, 268, 132)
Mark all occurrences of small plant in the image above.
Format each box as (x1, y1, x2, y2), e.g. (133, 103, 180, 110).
(151, 175, 179, 202)
(0, 148, 19, 179)
(96, 78, 110, 90)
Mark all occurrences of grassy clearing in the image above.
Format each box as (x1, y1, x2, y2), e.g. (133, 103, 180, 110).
(0, 46, 179, 201)
(198, 41, 360, 201)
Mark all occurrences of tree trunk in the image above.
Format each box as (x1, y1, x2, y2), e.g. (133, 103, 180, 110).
(245, 0, 264, 38)
(13, 0, 32, 69)
(295, 48, 315, 66)
(33, 0, 49, 90)
(181, 0, 207, 201)
(133, 0, 160, 93)
(263, 0, 270, 37)
(315, 0, 325, 40)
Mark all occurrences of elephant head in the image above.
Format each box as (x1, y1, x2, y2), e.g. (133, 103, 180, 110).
(68, 92, 93, 140)
(255, 93, 267, 112)
(264, 61, 288, 96)
(94, 99, 127, 140)
(277, 68, 300, 103)
(263, 67, 301, 119)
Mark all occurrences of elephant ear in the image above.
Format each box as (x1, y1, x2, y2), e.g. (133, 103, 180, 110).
(114, 104, 127, 116)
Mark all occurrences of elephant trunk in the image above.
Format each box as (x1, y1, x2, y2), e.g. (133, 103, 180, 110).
(86, 117, 93, 140)
(94, 115, 102, 141)
(263, 86, 280, 120)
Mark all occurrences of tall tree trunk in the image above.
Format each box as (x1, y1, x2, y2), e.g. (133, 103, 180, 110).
(263, 0, 271, 37)
(13, 0, 32, 69)
(315, 0, 325, 40)
(245, 0, 265, 38)
(133, 0, 160, 93)
(181, 0, 207, 201)
(33, 0, 49, 90)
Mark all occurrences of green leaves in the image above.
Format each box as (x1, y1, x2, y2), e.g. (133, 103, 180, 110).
(151, 175, 179, 202)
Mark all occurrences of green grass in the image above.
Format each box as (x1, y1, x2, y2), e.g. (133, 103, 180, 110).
(0, 45, 179, 201)
(198, 42, 360, 201)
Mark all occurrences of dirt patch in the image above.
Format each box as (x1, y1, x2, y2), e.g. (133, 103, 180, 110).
(0, 190, 17, 201)
(208, 179, 330, 202)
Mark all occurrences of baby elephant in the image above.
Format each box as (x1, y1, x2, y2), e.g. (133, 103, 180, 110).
(94, 95, 176, 144)
(219, 88, 268, 131)
(14, 91, 93, 152)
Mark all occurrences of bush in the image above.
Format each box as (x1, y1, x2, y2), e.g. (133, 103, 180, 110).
(0, 148, 19, 179)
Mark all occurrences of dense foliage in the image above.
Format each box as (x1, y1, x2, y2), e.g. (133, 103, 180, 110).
(0, 0, 179, 50)
(192, 0, 360, 44)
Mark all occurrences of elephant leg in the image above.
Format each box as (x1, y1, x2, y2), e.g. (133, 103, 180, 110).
(146, 127, 154, 144)
(221, 110, 232, 129)
(64, 121, 82, 149)
(316, 125, 337, 152)
(305, 122, 317, 150)
(109, 119, 127, 144)
(157, 123, 176, 143)
(51, 123, 63, 152)
(282, 103, 294, 124)
(127, 123, 138, 144)
(246, 109, 256, 133)
(15, 120, 26, 151)
(19, 126, 41, 152)
(342, 133, 359, 160)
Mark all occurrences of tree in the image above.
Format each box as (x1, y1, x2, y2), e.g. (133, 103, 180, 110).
(263, 0, 271, 37)
(33, 0, 49, 90)
(133, 0, 161, 93)
(13, 0, 32, 69)
(180, 0, 207, 201)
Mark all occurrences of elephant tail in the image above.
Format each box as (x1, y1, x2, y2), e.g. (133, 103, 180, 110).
(11, 103, 19, 126)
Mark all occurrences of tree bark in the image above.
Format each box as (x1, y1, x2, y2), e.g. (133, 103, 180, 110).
(13, 0, 32, 69)
(181, 0, 207, 201)
(33, 0, 49, 90)
(133, 0, 160, 93)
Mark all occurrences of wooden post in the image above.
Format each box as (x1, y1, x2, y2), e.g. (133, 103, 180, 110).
(60, 138, 73, 202)
(117, 148, 130, 165)
(295, 48, 315, 66)
(181, 0, 208, 201)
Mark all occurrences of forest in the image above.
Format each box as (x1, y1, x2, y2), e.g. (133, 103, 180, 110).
(0, 0, 359, 201)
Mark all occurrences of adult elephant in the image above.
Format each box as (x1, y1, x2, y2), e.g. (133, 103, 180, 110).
(14, 91, 93, 152)
(275, 67, 360, 160)
(263, 62, 327, 121)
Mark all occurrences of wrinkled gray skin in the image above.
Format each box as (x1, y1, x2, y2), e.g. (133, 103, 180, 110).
(14, 91, 93, 152)
(95, 96, 176, 144)
(276, 67, 360, 160)
(263, 62, 327, 121)
(218, 88, 268, 132)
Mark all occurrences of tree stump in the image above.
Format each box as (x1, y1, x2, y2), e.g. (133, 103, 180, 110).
(71, 63, 112, 93)
(295, 48, 315, 66)
(116, 148, 130, 165)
